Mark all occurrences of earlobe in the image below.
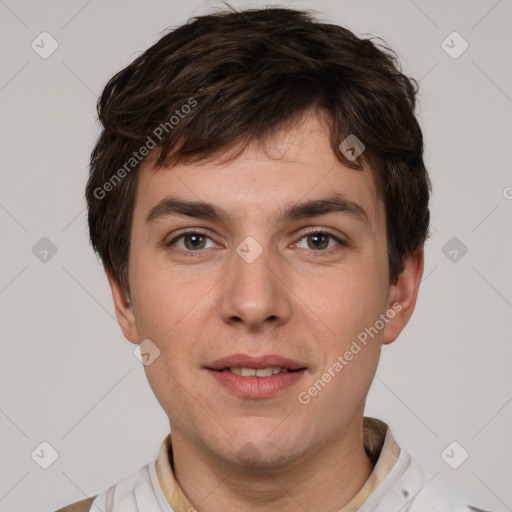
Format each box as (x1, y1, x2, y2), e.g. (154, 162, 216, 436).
(106, 270, 139, 344)
(382, 246, 424, 345)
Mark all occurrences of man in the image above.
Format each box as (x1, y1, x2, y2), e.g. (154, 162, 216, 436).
(56, 6, 490, 512)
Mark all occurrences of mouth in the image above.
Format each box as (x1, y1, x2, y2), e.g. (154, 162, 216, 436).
(205, 354, 307, 398)
(214, 367, 300, 377)
(205, 353, 306, 372)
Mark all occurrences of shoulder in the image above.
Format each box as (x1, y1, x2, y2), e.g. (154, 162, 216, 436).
(409, 479, 494, 512)
(54, 460, 165, 512)
(390, 451, 493, 512)
(54, 496, 97, 512)
(365, 439, 494, 512)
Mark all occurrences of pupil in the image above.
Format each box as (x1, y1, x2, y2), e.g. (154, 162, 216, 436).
(309, 234, 327, 250)
(186, 234, 204, 250)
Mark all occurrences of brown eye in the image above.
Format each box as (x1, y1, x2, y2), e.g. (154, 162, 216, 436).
(295, 231, 344, 251)
(182, 233, 207, 250)
(166, 231, 215, 252)
(306, 233, 330, 250)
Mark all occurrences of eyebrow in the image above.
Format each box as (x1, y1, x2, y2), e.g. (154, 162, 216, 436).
(145, 194, 369, 226)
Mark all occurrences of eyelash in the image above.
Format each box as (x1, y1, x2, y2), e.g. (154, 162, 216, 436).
(164, 228, 347, 256)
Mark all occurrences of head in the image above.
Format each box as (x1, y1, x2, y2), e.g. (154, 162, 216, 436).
(86, 8, 429, 469)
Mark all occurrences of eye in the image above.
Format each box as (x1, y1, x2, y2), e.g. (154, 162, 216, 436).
(164, 229, 346, 255)
(294, 230, 346, 251)
(166, 231, 216, 252)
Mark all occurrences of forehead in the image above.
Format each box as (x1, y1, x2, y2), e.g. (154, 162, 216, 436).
(134, 113, 383, 229)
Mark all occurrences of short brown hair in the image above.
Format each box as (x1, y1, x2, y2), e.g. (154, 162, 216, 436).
(86, 7, 430, 296)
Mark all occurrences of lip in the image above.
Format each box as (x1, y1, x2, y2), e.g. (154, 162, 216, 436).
(206, 353, 306, 371)
(207, 369, 306, 399)
(205, 353, 307, 399)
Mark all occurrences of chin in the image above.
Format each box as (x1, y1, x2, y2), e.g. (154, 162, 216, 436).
(231, 443, 302, 471)
(222, 429, 305, 471)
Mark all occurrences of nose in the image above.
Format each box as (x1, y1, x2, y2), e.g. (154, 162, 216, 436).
(219, 240, 292, 331)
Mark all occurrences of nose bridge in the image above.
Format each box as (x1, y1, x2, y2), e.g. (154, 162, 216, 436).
(219, 235, 291, 328)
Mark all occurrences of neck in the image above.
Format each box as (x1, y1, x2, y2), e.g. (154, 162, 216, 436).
(170, 419, 374, 512)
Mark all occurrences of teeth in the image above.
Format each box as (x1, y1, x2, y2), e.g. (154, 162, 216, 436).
(227, 367, 290, 377)
(256, 368, 273, 377)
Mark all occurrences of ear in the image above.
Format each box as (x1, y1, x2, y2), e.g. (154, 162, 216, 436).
(382, 246, 424, 345)
(106, 270, 139, 345)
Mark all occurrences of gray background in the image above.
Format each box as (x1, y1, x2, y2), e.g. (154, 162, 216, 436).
(0, 0, 511, 511)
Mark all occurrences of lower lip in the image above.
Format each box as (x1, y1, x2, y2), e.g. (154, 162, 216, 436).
(206, 369, 306, 398)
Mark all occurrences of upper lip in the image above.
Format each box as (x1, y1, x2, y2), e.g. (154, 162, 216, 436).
(206, 353, 306, 371)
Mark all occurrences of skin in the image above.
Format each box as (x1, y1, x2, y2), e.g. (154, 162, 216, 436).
(108, 112, 424, 512)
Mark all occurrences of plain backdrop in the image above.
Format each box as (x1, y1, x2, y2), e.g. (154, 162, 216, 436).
(0, 1, 511, 511)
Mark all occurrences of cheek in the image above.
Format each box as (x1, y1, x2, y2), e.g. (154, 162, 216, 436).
(131, 268, 218, 393)
(315, 265, 388, 338)
(130, 255, 208, 338)
(141, 356, 195, 431)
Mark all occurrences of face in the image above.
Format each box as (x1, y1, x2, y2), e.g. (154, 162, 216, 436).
(109, 112, 422, 470)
